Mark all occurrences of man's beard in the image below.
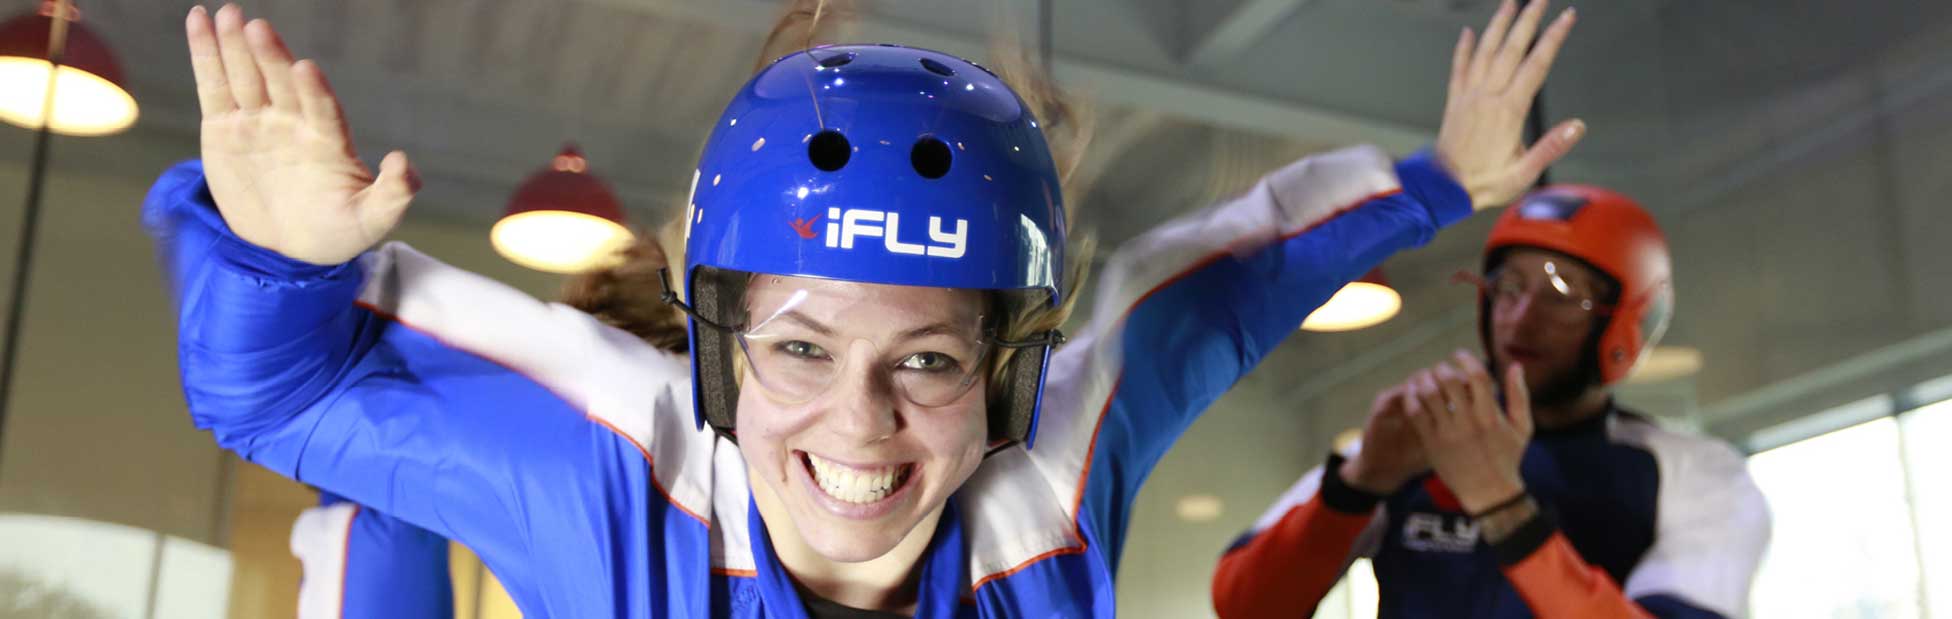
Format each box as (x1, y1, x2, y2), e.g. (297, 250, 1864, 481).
(1522, 359, 1600, 408)
(1526, 352, 1603, 410)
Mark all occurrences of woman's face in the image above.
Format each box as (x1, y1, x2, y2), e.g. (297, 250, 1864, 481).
(735, 275, 990, 562)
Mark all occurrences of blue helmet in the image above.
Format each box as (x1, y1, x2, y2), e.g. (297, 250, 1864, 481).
(675, 44, 1067, 448)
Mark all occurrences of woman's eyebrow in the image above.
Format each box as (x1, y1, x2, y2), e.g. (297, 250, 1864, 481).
(897, 322, 978, 342)
(767, 311, 974, 341)
(771, 311, 835, 336)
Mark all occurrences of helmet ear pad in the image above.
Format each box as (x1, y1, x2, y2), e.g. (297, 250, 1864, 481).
(1597, 278, 1672, 383)
(987, 289, 1057, 449)
(990, 341, 1048, 448)
(688, 267, 748, 436)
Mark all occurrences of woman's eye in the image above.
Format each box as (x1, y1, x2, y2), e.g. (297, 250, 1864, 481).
(899, 352, 961, 373)
(780, 340, 828, 359)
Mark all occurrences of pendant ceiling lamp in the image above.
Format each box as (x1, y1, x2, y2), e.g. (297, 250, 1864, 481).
(492, 144, 634, 274)
(1302, 268, 1401, 332)
(0, 0, 137, 136)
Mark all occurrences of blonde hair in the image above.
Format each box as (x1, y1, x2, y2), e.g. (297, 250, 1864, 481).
(557, 223, 689, 352)
(977, 34, 1095, 389)
(752, 0, 856, 73)
(563, 0, 1098, 411)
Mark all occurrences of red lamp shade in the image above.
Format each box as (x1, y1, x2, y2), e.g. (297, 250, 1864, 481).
(1301, 267, 1401, 332)
(0, 2, 137, 135)
(491, 144, 634, 274)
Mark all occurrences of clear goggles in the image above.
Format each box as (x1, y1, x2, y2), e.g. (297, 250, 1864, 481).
(660, 270, 1061, 408)
(1454, 259, 1615, 323)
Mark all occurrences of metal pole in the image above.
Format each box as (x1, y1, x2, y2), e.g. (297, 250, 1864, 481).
(0, 0, 73, 478)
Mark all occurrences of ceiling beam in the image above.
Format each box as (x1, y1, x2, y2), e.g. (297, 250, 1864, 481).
(575, 0, 1432, 153)
(1185, 0, 1315, 67)
(1068, 108, 1170, 194)
(1701, 325, 1952, 428)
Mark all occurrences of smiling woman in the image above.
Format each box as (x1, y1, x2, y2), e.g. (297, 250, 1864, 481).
(141, 0, 1570, 612)
(728, 277, 994, 568)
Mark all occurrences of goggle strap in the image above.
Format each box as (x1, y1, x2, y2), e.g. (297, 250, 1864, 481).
(659, 268, 737, 333)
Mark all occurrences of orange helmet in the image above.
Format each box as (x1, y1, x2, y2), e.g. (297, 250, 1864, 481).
(1483, 185, 1673, 384)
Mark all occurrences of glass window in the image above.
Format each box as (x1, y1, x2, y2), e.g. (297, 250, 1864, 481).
(0, 513, 230, 618)
(1312, 559, 1380, 619)
(1899, 399, 1952, 616)
(1748, 417, 1922, 618)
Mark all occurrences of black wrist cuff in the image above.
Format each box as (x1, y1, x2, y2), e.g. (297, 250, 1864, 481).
(1322, 453, 1387, 514)
(1489, 507, 1559, 567)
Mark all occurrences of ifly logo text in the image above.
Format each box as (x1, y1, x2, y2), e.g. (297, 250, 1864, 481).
(818, 208, 967, 259)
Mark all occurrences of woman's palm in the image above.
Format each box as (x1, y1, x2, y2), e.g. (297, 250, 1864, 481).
(187, 4, 416, 265)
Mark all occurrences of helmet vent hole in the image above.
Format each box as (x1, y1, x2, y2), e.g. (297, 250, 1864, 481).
(919, 58, 956, 77)
(817, 52, 856, 68)
(808, 130, 852, 172)
(910, 137, 952, 179)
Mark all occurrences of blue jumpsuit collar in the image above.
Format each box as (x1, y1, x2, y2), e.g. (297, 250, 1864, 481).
(746, 493, 968, 617)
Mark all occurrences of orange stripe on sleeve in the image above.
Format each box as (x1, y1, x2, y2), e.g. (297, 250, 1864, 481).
(1212, 497, 1375, 618)
(1502, 532, 1653, 619)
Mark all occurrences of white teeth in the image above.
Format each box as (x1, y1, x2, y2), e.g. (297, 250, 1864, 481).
(805, 453, 909, 505)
